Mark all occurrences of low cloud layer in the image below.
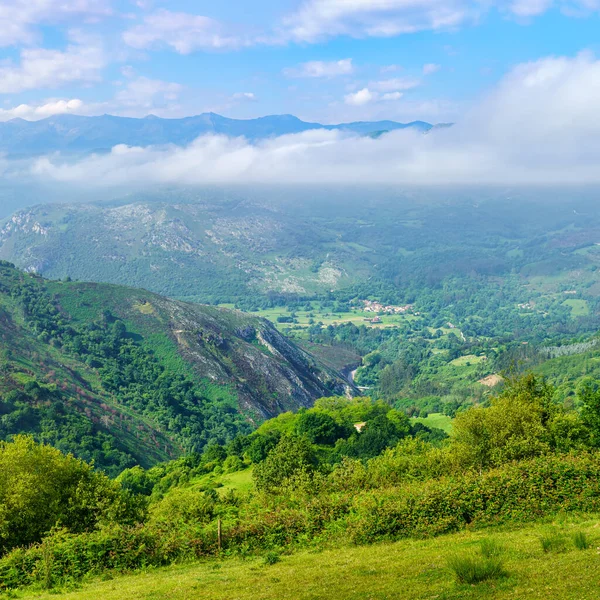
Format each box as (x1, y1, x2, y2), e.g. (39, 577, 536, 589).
(23, 53, 600, 187)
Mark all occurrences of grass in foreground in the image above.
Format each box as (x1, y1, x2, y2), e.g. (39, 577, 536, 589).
(15, 516, 600, 600)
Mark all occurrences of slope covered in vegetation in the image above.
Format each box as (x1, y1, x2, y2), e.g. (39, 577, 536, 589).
(0, 262, 349, 474)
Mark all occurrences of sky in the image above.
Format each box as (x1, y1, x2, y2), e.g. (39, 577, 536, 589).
(1, 0, 599, 125)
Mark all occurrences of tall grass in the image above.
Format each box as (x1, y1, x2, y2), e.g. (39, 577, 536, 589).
(572, 531, 590, 550)
(539, 532, 567, 554)
(447, 554, 507, 584)
(448, 537, 507, 584)
(480, 537, 504, 558)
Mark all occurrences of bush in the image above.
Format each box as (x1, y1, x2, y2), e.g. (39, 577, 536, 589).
(347, 453, 600, 544)
(447, 554, 507, 584)
(149, 488, 215, 526)
(223, 455, 244, 473)
(253, 435, 318, 493)
(5, 451, 600, 591)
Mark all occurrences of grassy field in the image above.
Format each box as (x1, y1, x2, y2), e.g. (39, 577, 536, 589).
(449, 354, 487, 367)
(216, 468, 254, 495)
(224, 303, 420, 332)
(19, 516, 600, 600)
(562, 299, 590, 317)
(412, 412, 453, 434)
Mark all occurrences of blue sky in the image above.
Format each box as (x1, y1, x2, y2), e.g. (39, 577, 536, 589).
(0, 0, 599, 124)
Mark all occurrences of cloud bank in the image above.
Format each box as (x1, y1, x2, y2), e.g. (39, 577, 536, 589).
(24, 53, 600, 187)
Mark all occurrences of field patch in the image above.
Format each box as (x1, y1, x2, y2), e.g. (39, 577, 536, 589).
(479, 374, 503, 387)
(450, 354, 487, 367)
(563, 298, 590, 317)
(412, 412, 453, 434)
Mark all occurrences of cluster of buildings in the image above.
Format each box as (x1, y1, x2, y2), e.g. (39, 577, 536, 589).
(518, 302, 534, 310)
(362, 300, 414, 315)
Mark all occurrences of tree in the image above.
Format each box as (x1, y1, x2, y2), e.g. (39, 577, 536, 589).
(295, 411, 344, 445)
(451, 374, 586, 470)
(253, 435, 318, 492)
(0, 436, 141, 554)
(580, 381, 600, 446)
(246, 432, 281, 463)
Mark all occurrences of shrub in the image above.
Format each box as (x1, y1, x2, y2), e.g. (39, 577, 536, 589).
(573, 531, 590, 550)
(223, 455, 244, 473)
(149, 488, 215, 526)
(253, 435, 318, 493)
(447, 554, 507, 584)
(4, 451, 600, 591)
(347, 452, 600, 545)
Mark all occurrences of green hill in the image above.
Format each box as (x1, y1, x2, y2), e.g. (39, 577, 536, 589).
(0, 262, 350, 474)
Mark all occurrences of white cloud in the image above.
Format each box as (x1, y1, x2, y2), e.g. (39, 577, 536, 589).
(423, 63, 441, 75)
(0, 99, 90, 121)
(22, 53, 600, 187)
(0, 38, 106, 94)
(123, 9, 244, 53)
(343, 78, 419, 106)
(283, 58, 354, 78)
(371, 77, 421, 92)
(282, 0, 472, 42)
(0, 75, 185, 120)
(344, 88, 375, 106)
(232, 92, 257, 101)
(278, 0, 600, 43)
(0, 0, 112, 47)
(380, 64, 401, 73)
(508, 0, 554, 16)
(115, 76, 183, 112)
(381, 92, 404, 101)
(121, 65, 136, 78)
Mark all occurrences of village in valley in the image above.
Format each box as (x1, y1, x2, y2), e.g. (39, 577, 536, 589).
(361, 299, 416, 324)
(239, 297, 425, 332)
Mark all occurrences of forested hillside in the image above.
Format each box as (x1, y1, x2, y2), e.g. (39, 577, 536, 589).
(5, 188, 600, 309)
(0, 263, 349, 474)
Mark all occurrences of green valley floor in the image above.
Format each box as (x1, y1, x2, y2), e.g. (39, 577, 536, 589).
(17, 516, 600, 600)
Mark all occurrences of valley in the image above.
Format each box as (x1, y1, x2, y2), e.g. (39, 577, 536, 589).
(3, 190, 600, 598)
(1, 1, 600, 596)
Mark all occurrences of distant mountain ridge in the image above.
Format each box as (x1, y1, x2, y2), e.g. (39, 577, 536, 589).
(0, 112, 435, 156)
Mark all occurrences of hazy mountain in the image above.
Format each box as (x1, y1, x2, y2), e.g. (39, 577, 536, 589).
(0, 113, 434, 156)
